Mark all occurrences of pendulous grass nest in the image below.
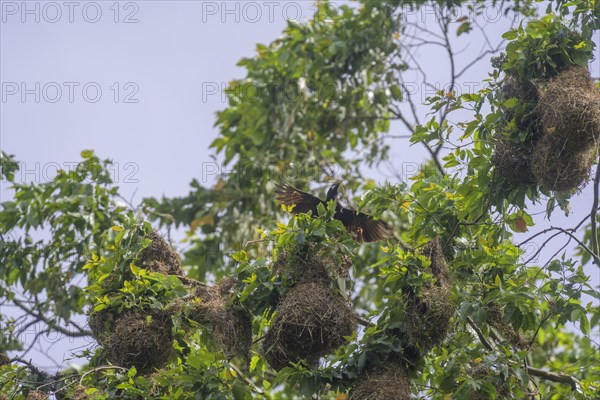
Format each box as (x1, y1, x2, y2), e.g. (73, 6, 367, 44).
(531, 133, 595, 192)
(274, 243, 352, 285)
(401, 238, 453, 354)
(89, 231, 184, 346)
(485, 303, 530, 350)
(71, 385, 104, 400)
(179, 279, 252, 361)
(136, 231, 184, 276)
(467, 364, 510, 400)
(26, 390, 48, 400)
(421, 237, 450, 286)
(403, 284, 453, 354)
(539, 65, 600, 152)
(491, 139, 537, 185)
(349, 362, 411, 400)
(502, 77, 540, 105)
(501, 77, 541, 133)
(263, 281, 356, 370)
(104, 311, 174, 373)
(88, 308, 117, 345)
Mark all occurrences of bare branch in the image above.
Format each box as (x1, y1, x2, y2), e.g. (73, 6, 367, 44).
(10, 357, 51, 379)
(356, 316, 375, 327)
(590, 162, 599, 265)
(227, 362, 266, 396)
(466, 317, 494, 351)
(526, 366, 581, 391)
(12, 299, 91, 338)
(467, 318, 582, 391)
(79, 365, 129, 386)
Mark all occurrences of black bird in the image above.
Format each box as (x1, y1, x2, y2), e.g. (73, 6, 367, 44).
(274, 181, 393, 243)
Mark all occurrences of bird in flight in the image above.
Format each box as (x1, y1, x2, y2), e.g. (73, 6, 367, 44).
(274, 181, 393, 243)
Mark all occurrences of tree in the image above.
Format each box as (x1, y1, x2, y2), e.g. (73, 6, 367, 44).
(1, 0, 599, 399)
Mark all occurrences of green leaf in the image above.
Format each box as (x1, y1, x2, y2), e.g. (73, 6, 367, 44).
(502, 30, 518, 40)
(232, 250, 249, 263)
(503, 98, 519, 109)
(457, 22, 472, 36)
(80, 149, 94, 159)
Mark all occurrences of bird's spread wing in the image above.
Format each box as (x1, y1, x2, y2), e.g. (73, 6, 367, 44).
(335, 208, 393, 243)
(274, 181, 323, 215)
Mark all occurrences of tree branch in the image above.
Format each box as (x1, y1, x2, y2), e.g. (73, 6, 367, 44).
(356, 316, 374, 327)
(550, 227, 600, 266)
(12, 299, 91, 337)
(467, 318, 582, 391)
(590, 162, 599, 265)
(466, 317, 494, 351)
(227, 362, 265, 396)
(79, 366, 129, 386)
(526, 366, 581, 391)
(10, 357, 51, 379)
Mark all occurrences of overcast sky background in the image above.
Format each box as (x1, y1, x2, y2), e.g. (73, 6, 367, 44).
(1, 0, 598, 372)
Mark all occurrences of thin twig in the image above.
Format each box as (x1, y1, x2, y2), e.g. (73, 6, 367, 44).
(550, 227, 600, 266)
(526, 366, 581, 391)
(356, 316, 375, 327)
(12, 299, 91, 337)
(590, 162, 599, 265)
(227, 362, 265, 396)
(79, 366, 128, 386)
(10, 357, 50, 378)
(467, 317, 582, 391)
(466, 317, 494, 351)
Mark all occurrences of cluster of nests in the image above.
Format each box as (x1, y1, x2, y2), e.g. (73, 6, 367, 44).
(87, 231, 251, 374)
(262, 244, 357, 370)
(492, 65, 600, 192)
(351, 237, 454, 400)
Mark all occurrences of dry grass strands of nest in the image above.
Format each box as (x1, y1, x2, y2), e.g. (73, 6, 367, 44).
(104, 311, 174, 373)
(263, 282, 356, 370)
(501, 77, 541, 133)
(274, 243, 352, 285)
(71, 385, 104, 400)
(485, 303, 530, 350)
(531, 134, 595, 192)
(183, 280, 252, 361)
(539, 65, 600, 152)
(421, 237, 450, 285)
(468, 364, 510, 400)
(403, 284, 453, 353)
(502, 77, 540, 104)
(349, 362, 411, 400)
(400, 238, 454, 353)
(88, 308, 117, 345)
(491, 139, 537, 185)
(26, 391, 48, 400)
(137, 231, 184, 276)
